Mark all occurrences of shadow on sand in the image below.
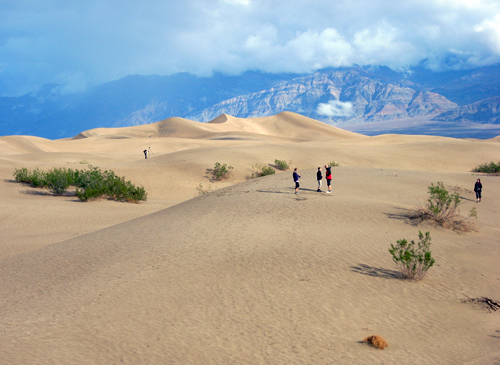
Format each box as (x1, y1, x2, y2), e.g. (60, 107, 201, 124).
(350, 264, 401, 280)
(384, 206, 421, 227)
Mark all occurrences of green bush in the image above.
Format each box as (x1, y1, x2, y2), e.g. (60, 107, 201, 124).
(44, 168, 75, 195)
(427, 181, 460, 217)
(12, 165, 146, 203)
(13, 167, 30, 183)
(75, 166, 147, 202)
(389, 231, 435, 280)
(411, 181, 477, 232)
(472, 161, 500, 174)
(329, 160, 341, 167)
(274, 159, 290, 171)
(30, 168, 48, 188)
(212, 162, 233, 181)
(13, 167, 47, 187)
(250, 163, 276, 178)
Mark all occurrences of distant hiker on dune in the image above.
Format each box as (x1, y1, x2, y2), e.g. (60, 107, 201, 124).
(143, 149, 148, 159)
(317, 167, 323, 192)
(474, 178, 482, 203)
(293, 168, 301, 194)
(325, 164, 332, 193)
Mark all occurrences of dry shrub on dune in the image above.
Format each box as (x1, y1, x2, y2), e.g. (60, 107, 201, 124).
(363, 335, 389, 350)
(410, 182, 477, 233)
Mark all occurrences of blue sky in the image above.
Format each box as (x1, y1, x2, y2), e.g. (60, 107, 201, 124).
(1, 0, 500, 96)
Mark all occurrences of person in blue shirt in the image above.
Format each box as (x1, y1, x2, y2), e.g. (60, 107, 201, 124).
(474, 179, 482, 202)
(293, 168, 301, 194)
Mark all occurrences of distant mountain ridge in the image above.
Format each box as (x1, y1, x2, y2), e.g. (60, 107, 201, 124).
(1, 65, 500, 139)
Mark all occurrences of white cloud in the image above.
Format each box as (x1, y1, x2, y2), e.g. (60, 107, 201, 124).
(475, 15, 500, 53)
(316, 100, 354, 118)
(1, 0, 500, 95)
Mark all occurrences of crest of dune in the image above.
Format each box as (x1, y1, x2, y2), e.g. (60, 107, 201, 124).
(74, 111, 363, 141)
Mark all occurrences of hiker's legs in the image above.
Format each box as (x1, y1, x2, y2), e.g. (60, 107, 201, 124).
(327, 179, 331, 192)
(295, 182, 300, 194)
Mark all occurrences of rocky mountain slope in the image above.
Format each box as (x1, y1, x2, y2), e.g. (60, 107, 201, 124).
(1, 65, 499, 139)
(433, 95, 500, 124)
(188, 68, 457, 123)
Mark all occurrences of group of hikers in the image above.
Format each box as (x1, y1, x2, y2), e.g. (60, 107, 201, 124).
(141, 149, 485, 202)
(293, 167, 485, 201)
(293, 165, 332, 194)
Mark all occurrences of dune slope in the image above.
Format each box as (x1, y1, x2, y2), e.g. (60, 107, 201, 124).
(1, 112, 499, 364)
(1, 167, 500, 364)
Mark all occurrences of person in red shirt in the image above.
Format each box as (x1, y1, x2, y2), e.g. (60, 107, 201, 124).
(324, 164, 332, 193)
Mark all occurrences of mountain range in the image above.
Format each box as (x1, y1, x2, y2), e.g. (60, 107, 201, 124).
(1, 64, 500, 139)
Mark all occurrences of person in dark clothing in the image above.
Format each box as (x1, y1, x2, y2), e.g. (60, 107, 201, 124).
(324, 164, 332, 193)
(143, 149, 148, 159)
(474, 179, 482, 202)
(293, 168, 301, 194)
(317, 167, 323, 192)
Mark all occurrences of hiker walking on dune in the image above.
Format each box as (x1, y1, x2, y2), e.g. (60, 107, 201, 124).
(293, 168, 301, 194)
(474, 178, 482, 203)
(325, 164, 332, 193)
(143, 149, 148, 159)
(317, 167, 323, 192)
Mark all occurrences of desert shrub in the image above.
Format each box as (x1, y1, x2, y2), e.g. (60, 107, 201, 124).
(472, 161, 500, 174)
(29, 168, 47, 188)
(44, 167, 75, 195)
(212, 162, 233, 181)
(411, 181, 477, 232)
(363, 335, 389, 350)
(75, 166, 147, 202)
(12, 165, 146, 203)
(329, 160, 341, 167)
(250, 163, 276, 178)
(13, 167, 47, 187)
(274, 159, 290, 171)
(13, 167, 30, 183)
(389, 231, 435, 280)
(196, 183, 214, 195)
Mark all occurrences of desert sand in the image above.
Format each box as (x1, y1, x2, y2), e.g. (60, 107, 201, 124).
(1, 111, 499, 364)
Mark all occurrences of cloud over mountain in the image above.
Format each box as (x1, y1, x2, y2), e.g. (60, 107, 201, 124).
(1, 0, 500, 96)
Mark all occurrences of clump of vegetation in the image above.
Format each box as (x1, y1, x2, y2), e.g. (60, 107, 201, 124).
(13, 167, 47, 188)
(472, 161, 500, 174)
(13, 165, 146, 203)
(363, 335, 389, 350)
(44, 167, 75, 195)
(75, 166, 147, 202)
(212, 162, 233, 181)
(196, 183, 214, 195)
(411, 181, 477, 232)
(250, 163, 276, 178)
(389, 231, 435, 280)
(274, 159, 290, 171)
(329, 160, 341, 167)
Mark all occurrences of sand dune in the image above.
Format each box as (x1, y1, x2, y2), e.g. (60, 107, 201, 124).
(75, 111, 362, 141)
(1, 112, 499, 364)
